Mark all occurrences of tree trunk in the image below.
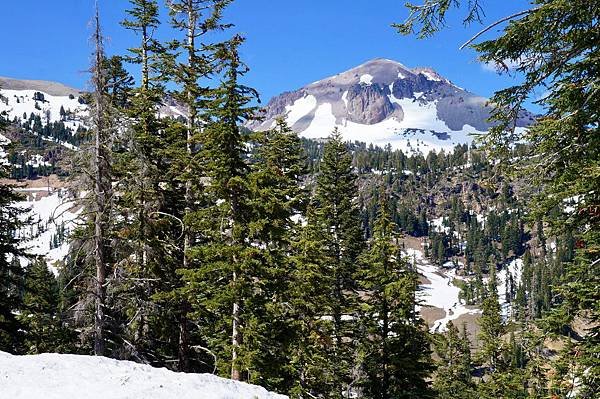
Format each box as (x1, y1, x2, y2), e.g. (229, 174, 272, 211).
(92, 4, 108, 357)
(178, 302, 190, 371)
(231, 268, 241, 380)
(178, 3, 197, 371)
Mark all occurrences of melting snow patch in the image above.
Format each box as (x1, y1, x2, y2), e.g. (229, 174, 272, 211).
(405, 248, 480, 332)
(301, 103, 338, 138)
(419, 71, 442, 82)
(0, 89, 87, 128)
(497, 258, 524, 317)
(16, 188, 81, 274)
(290, 88, 485, 154)
(342, 91, 349, 109)
(0, 133, 10, 164)
(430, 217, 450, 234)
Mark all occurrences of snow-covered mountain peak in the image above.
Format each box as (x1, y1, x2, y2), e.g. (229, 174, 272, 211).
(249, 58, 535, 153)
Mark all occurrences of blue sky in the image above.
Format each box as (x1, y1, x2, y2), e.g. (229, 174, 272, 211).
(0, 0, 534, 105)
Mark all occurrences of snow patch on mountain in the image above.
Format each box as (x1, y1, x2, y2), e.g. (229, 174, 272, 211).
(0, 89, 87, 128)
(0, 351, 287, 399)
(16, 188, 81, 273)
(302, 103, 338, 138)
(360, 74, 374, 85)
(497, 258, 524, 317)
(285, 94, 317, 126)
(294, 97, 477, 153)
(419, 71, 442, 82)
(0, 132, 10, 163)
(249, 58, 534, 153)
(406, 247, 481, 332)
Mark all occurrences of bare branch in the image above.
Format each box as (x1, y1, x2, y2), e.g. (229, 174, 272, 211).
(460, 8, 539, 50)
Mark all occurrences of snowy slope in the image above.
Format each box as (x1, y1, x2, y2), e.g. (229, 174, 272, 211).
(0, 351, 287, 399)
(497, 258, 523, 317)
(406, 247, 481, 332)
(0, 82, 87, 166)
(0, 89, 88, 133)
(16, 188, 81, 273)
(0, 132, 9, 163)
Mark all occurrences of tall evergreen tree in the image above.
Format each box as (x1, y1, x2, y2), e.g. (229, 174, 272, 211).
(117, 0, 175, 364)
(287, 202, 337, 397)
(244, 118, 307, 392)
(433, 322, 475, 399)
(18, 258, 74, 354)
(359, 192, 433, 398)
(0, 115, 27, 354)
(477, 267, 503, 371)
(296, 128, 365, 397)
(164, 0, 233, 371)
(179, 35, 259, 380)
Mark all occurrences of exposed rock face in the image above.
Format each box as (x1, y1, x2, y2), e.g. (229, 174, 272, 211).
(345, 84, 396, 124)
(248, 58, 535, 153)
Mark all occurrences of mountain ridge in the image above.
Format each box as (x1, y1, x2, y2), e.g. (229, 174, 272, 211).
(0, 76, 82, 97)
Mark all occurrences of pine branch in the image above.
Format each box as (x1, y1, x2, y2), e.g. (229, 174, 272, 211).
(459, 8, 539, 50)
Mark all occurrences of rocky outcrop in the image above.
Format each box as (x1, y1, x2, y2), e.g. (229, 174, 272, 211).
(345, 84, 396, 124)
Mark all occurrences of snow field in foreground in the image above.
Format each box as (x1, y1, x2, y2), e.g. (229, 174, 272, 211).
(0, 351, 287, 399)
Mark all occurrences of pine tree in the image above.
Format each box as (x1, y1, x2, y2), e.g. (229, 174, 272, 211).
(433, 322, 475, 399)
(477, 267, 503, 371)
(359, 192, 433, 398)
(243, 118, 307, 392)
(0, 118, 27, 353)
(117, 0, 175, 364)
(179, 35, 259, 380)
(163, 0, 234, 371)
(300, 128, 365, 397)
(288, 202, 337, 397)
(18, 258, 74, 354)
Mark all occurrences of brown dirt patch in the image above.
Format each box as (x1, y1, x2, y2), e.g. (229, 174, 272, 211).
(420, 306, 446, 329)
(0, 174, 65, 189)
(451, 312, 482, 349)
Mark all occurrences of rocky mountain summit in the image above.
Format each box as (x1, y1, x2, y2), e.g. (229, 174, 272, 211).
(249, 58, 535, 153)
